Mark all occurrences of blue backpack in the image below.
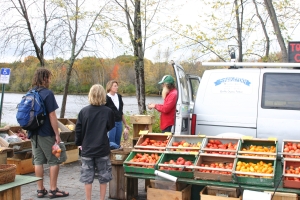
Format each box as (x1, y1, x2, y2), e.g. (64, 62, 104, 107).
(16, 87, 46, 131)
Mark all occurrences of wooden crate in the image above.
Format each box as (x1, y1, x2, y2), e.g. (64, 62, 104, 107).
(0, 147, 13, 164)
(200, 186, 242, 200)
(282, 160, 300, 189)
(62, 148, 79, 164)
(110, 149, 130, 165)
(132, 124, 153, 138)
(147, 184, 191, 200)
(57, 121, 72, 142)
(58, 118, 75, 142)
(264, 191, 298, 200)
(130, 115, 154, 124)
(7, 157, 34, 175)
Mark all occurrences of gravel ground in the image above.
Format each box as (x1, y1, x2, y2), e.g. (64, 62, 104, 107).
(20, 160, 147, 200)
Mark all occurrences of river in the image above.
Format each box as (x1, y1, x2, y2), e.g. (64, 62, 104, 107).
(1, 93, 162, 126)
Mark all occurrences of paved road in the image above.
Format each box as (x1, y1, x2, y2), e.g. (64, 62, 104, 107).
(21, 160, 147, 200)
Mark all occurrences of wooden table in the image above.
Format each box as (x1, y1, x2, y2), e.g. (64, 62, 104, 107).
(0, 175, 41, 200)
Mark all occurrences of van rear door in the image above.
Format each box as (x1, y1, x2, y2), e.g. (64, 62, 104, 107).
(172, 63, 200, 135)
(257, 70, 300, 149)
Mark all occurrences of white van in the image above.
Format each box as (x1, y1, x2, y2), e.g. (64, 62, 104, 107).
(172, 62, 300, 149)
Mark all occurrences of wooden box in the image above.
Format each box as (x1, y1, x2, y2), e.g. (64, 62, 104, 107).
(264, 191, 298, 200)
(110, 149, 130, 165)
(238, 138, 277, 159)
(57, 121, 72, 142)
(166, 135, 204, 154)
(130, 115, 154, 124)
(0, 148, 14, 164)
(7, 157, 34, 175)
(58, 118, 75, 142)
(200, 186, 242, 200)
(62, 148, 79, 164)
(282, 160, 300, 189)
(9, 126, 31, 150)
(193, 154, 235, 182)
(147, 184, 191, 200)
(134, 134, 170, 152)
(149, 179, 187, 191)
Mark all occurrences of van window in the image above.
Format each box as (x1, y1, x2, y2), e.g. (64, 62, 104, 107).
(262, 73, 300, 110)
(177, 68, 189, 104)
(189, 78, 200, 102)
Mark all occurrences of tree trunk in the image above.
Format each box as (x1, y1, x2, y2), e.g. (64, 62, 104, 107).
(134, 0, 146, 114)
(264, 0, 288, 62)
(253, 0, 270, 59)
(234, 0, 243, 62)
(59, 59, 74, 118)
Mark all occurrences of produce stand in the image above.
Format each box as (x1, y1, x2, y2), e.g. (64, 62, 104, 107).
(0, 175, 41, 200)
(122, 135, 300, 200)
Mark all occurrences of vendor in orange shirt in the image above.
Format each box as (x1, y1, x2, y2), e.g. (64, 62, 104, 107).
(148, 75, 177, 133)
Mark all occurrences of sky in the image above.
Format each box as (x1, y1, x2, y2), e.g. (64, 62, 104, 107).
(0, 0, 300, 63)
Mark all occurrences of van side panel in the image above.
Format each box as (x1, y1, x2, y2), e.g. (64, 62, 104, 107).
(194, 69, 260, 137)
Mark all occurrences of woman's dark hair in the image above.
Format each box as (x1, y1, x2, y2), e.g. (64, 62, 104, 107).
(31, 68, 52, 88)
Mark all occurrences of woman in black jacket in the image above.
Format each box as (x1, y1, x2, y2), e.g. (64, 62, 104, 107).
(105, 80, 130, 149)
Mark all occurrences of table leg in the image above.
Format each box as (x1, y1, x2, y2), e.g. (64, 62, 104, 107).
(0, 186, 21, 200)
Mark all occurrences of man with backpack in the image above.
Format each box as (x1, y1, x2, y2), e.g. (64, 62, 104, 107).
(27, 68, 69, 198)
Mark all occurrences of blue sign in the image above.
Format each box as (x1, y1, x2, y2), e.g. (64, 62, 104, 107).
(0, 68, 11, 84)
(214, 77, 251, 86)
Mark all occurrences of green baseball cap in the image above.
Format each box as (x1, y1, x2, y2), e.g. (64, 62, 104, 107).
(158, 75, 175, 84)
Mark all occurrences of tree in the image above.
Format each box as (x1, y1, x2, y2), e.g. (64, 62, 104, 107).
(0, 0, 63, 66)
(54, 0, 108, 118)
(264, 0, 287, 62)
(112, 0, 174, 114)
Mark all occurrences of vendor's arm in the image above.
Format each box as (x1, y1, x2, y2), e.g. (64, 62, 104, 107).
(155, 92, 177, 113)
(49, 111, 61, 144)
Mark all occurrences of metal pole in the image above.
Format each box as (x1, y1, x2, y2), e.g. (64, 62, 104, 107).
(201, 62, 300, 68)
(0, 84, 5, 126)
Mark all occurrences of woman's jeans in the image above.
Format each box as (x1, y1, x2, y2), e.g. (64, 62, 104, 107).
(108, 121, 122, 148)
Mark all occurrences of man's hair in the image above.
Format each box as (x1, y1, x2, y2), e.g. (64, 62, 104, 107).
(31, 68, 52, 88)
(165, 83, 175, 90)
(88, 84, 106, 106)
(106, 80, 118, 93)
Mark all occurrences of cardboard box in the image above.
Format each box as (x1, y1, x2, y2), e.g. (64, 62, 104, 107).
(150, 179, 188, 191)
(62, 148, 79, 164)
(200, 186, 242, 200)
(264, 191, 297, 200)
(147, 184, 191, 200)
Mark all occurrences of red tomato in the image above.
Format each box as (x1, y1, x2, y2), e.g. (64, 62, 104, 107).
(172, 142, 179, 146)
(209, 139, 215, 144)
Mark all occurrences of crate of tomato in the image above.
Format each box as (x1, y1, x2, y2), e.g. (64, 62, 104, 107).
(193, 154, 236, 182)
(283, 159, 300, 189)
(282, 140, 300, 159)
(134, 133, 171, 152)
(123, 150, 161, 174)
(157, 153, 197, 178)
(166, 135, 204, 155)
(200, 137, 240, 156)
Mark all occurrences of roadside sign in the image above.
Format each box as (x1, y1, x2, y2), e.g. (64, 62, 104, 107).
(0, 68, 11, 84)
(288, 41, 300, 63)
